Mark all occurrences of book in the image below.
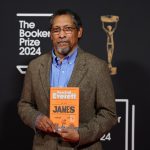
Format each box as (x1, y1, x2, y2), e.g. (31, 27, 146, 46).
(50, 87, 79, 130)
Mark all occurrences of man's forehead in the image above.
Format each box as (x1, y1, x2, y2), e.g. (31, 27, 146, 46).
(52, 14, 74, 26)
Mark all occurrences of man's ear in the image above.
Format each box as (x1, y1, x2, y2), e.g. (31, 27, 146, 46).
(78, 27, 83, 38)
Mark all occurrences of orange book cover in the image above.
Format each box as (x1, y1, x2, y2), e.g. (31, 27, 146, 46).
(50, 87, 79, 130)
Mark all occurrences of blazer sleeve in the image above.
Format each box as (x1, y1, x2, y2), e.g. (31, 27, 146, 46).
(17, 64, 42, 131)
(78, 61, 117, 146)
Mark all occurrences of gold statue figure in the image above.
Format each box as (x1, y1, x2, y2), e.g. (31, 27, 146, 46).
(101, 15, 119, 75)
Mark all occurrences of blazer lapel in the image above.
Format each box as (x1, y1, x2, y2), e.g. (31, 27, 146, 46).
(39, 53, 52, 100)
(68, 48, 87, 87)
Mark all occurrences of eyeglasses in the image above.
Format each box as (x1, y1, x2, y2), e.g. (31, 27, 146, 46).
(51, 26, 77, 35)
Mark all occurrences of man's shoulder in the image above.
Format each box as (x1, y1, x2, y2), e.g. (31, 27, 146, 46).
(79, 49, 109, 75)
(79, 48, 106, 66)
(28, 52, 51, 68)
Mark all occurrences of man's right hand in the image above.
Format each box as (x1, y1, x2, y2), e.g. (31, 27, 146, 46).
(35, 115, 56, 133)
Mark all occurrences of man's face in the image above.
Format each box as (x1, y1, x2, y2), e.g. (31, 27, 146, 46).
(50, 14, 83, 57)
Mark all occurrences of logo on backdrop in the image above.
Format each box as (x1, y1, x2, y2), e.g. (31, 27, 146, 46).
(18, 17, 51, 56)
(101, 15, 119, 75)
(16, 13, 53, 74)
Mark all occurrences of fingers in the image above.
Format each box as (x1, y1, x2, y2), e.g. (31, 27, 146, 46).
(46, 119, 56, 132)
(39, 121, 49, 131)
(59, 128, 68, 133)
(35, 115, 55, 133)
(58, 128, 79, 142)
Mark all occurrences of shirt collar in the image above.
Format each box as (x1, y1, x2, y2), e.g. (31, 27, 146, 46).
(52, 46, 78, 65)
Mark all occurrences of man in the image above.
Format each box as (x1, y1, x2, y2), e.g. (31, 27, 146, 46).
(18, 9, 117, 150)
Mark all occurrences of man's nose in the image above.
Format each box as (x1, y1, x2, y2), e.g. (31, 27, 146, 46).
(59, 29, 66, 38)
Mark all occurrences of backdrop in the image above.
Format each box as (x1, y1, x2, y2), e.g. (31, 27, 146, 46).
(0, 0, 150, 150)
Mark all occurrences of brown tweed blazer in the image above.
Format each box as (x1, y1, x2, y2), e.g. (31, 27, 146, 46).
(18, 48, 117, 150)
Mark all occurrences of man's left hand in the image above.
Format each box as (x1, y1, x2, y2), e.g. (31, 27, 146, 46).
(58, 128, 79, 143)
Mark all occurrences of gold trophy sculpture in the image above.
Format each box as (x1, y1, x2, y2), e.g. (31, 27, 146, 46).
(101, 15, 119, 75)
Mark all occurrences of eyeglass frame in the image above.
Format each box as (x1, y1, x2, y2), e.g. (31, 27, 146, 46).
(51, 25, 77, 35)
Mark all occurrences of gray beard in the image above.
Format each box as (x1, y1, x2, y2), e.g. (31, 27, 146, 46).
(57, 47, 70, 55)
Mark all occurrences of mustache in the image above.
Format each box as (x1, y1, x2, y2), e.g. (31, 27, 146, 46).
(57, 39, 69, 44)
